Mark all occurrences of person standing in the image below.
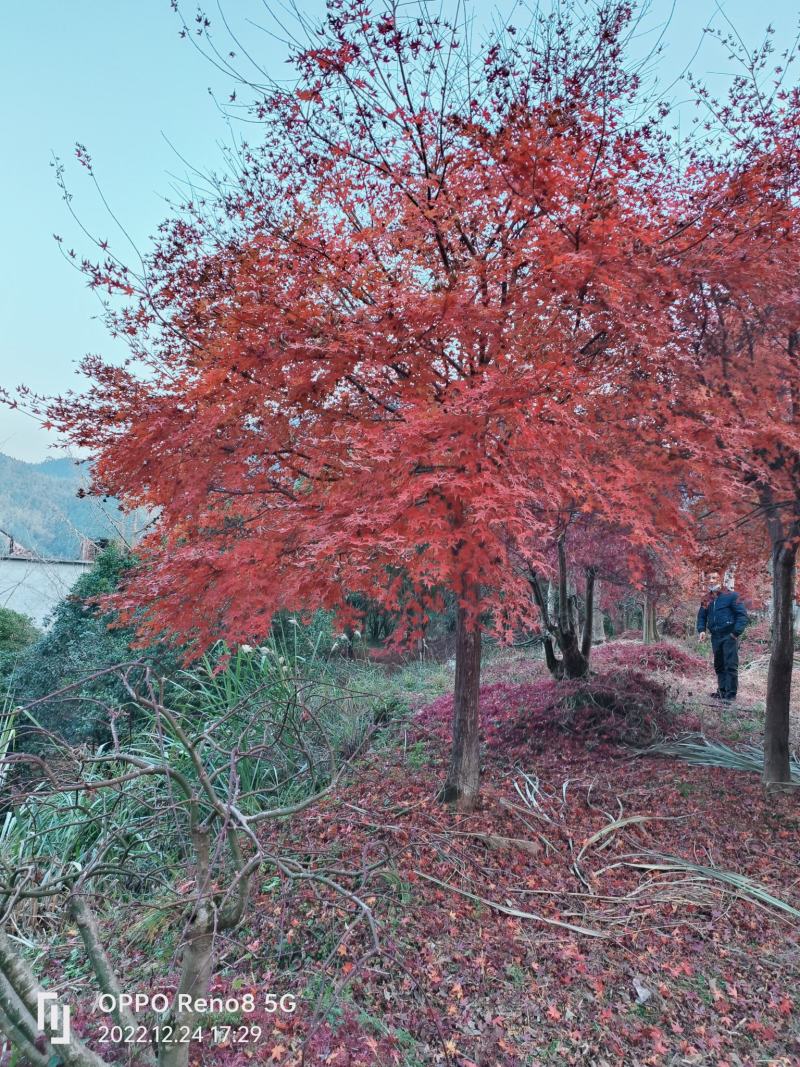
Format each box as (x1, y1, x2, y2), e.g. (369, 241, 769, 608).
(697, 571, 749, 701)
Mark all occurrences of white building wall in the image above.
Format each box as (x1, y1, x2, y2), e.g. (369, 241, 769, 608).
(0, 558, 91, 628)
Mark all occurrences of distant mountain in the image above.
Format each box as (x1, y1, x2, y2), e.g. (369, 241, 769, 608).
(0, 453, 126, 560)
(35, 456, 85, 480)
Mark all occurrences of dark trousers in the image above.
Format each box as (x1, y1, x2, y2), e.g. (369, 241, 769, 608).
(712, 634, 739, 699)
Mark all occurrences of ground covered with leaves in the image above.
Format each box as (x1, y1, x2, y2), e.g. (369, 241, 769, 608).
(59, 643, 800, 1066)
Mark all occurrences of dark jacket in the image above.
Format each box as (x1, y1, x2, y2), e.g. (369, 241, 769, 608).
(697, 588, 748, 639)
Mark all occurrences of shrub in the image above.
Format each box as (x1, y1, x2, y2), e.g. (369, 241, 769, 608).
(0, 608, 40, 654)
(0, 609, 41, 688)
(167, 638, 379, 807)
(7, 544, 180, 749)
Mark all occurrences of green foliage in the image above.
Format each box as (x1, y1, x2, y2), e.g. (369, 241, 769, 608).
(405, 739, 430, 768)
(271, 608, 338, 659)
(7, 544, 180, 748)
(0, 607, 40, 653)
(0, 608, 41, 686)
(5, 545, 425, 751)
(0, 758, 167, 888)
(166, 638, 383, 807)
(0, 696, 15, 789)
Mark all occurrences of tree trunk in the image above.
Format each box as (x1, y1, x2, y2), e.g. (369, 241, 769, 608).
(70, 896, 155, 1064)
(442, 606, 482, 811)
(158, 910, 215, 1067)
(528, 544, 590, 679)
(764, 541, 796, 788)
(566, 574, 579, 635)
(580, 567, 597, 661)
(0, 974, 51, 1067)
(547, 580, 557, 623)
(561, 633, 589, 678)
(158, 820, 218, 1067)
(642, 596, 659, 644)
(542, 636, 564, 679)
(592, 579, 606, 644)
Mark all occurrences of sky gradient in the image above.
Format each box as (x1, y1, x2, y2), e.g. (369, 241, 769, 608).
(1, 0, 798, 462)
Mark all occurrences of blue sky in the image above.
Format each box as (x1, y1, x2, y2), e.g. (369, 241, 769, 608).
(1, 0, 798, 462)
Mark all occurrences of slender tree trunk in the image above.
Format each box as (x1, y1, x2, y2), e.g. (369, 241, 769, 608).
(580, 567, 597, 660)
(68, 897, 155, 1065)
(543, 582, 562, 675)
(764, 541, 796, 788)
(443, 606, 482, 811)
(532, 575, 563, 677)
(557, 536, 569, 634)
(566, 574, 579, 634)
(159, 824, 216, 1067)
(0, 974, 51, 1067)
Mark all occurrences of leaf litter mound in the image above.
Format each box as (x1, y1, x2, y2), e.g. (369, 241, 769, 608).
(419, 668, 696, 758)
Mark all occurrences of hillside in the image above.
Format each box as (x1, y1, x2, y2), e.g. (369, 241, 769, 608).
(0, 452, 124, 559)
